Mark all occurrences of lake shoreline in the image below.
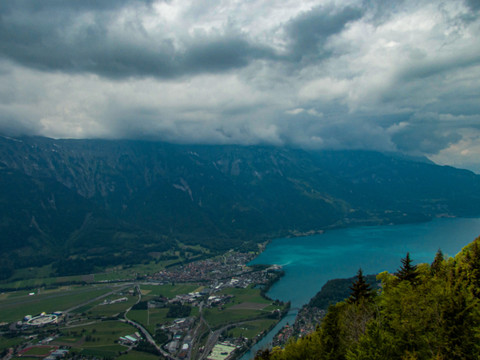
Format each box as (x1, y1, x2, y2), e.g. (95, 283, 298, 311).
(241, 217, 480, 360)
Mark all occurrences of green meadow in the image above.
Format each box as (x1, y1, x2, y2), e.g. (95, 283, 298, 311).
(0, 286, 115, 323)
(139, 283, 202, 298)
(55, 320, 135, 358)
(228, 319, 278, 339)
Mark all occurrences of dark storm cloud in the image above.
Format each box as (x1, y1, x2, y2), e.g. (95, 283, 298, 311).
(392, 127, 462, 155)
(390, 113, 464, 154)
(0, 0, 155, 14)
(285, 5, 364, 62)
(0, 0, 277, 79)
(183, 37, 276, 73)
(466, 0, 480, 11)
(0, 1, 368, 79)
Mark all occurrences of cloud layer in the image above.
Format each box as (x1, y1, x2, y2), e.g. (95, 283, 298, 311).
(1, 0, 480, 171)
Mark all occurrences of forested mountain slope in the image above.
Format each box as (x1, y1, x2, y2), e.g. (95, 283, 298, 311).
(1, 135, 480, 276)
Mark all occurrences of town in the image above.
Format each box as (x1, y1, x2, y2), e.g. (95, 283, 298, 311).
(0, 251, 289, 360)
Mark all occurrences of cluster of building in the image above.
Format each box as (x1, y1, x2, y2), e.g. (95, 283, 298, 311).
(4, 251, 286, 360)
(207, 342, 238, 360)
(119, 331, 142, 346)
(149, 255, 283, 305)
(171, 290, 208, 305)
(161, 317, 196, 358)
(206, 294, 233, 308)
(271, 305, 326, 347)
(151, 251, 257, 283)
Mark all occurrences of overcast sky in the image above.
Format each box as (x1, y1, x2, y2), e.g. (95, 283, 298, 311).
(1, 0, 480, 172)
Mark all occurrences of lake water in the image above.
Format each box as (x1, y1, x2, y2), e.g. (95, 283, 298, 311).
(241, 217, 480, 359)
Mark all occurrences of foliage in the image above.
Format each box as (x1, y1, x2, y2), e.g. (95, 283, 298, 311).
(347, 269, 373, 304)
(395, 252, 419, 284)
(255, 237, 480, 360)
(135, 340, 160, 356)
(166, 302, 191, 318)
(154, 329, 169, 344)
(131, 301, 149, 310)
(309, 275, 379, 310)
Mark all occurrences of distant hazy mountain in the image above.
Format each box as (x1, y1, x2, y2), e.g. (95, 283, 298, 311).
(1, 136, 480, 277)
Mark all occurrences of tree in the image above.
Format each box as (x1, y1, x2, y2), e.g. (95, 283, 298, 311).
(431, 249, 444, 275)
(348, 269, 373, 304)
(395, 253, 419, 284)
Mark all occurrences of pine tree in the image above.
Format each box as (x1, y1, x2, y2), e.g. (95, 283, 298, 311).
(395, 252, 419, 284)
(348, 268, 373, 304)
(431, 249, 444, 275)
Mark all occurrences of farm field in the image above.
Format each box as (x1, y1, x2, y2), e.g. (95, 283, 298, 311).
(0, 251, 288, 360)
(228, 319, 278, 339)
(0, 336, 24, 352)
(92, 259, 181, 282)
(221, 287, 272, 306)
(204, 308, 268, 329)
(0, 285, 119, 323)
(127, 308, 170, 334)
(203, 286, 286, 329)
(127, 305, 199, 334)
(117, 350, 160, 360)
(85, 295, 138, 318)
(55, 320, 135, 358)
(139, 283, 202, 298)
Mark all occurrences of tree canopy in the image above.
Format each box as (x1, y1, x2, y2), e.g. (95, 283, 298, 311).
(348, 269, 373, 304)
(395, 252, 419, 284)
(255, 237, 480, 360)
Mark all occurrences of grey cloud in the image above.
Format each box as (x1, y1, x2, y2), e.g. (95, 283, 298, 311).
(270, 106, 397, 152)
(0, 111, 40, 137)
(0, 1, 276, 79)
(360, 0, 407, 25)
(0, 0, 479, 172)
(391, 114, 463, 154)
(466, 0, 480, 11)
(183, 37, 276, 73)
(399, 55, 480, 82)
(0, 0, 155, 14)
(0, 1, 366, 79)
(285, 5, 364, 63)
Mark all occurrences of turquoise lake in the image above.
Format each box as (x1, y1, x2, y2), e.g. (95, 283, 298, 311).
(241, 217, 480, 359)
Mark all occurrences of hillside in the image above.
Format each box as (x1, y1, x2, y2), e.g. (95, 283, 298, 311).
(1, 136, 480, 276)
(254, 239, 480, 360)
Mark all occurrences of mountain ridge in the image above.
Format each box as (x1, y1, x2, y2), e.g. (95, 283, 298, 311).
(1, 136, 480, 276)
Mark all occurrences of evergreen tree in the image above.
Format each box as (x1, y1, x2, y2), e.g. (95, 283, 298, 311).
(431, 249, 444, 275)
(348, 269, 373, 304)
(395, 252, 419, 284)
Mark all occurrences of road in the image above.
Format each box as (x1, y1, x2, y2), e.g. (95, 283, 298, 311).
(123, 284, 179, 360)
(65, 283, 132, 314)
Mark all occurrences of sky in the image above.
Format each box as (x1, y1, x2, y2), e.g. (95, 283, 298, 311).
(0, 0, 480, 172)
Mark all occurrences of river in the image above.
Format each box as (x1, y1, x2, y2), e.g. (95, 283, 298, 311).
(240, 217, 480, 359)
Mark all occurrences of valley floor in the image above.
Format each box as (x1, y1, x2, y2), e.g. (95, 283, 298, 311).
(0, 251, 288, 360)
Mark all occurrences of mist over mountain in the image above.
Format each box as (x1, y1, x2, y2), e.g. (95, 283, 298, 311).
(1, 135, 480, 276)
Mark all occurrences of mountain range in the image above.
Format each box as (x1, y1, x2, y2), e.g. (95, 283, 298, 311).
(1, 135, 480, 278)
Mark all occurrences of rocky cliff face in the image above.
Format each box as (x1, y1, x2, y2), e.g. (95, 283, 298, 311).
(1, 135, 480, 274)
